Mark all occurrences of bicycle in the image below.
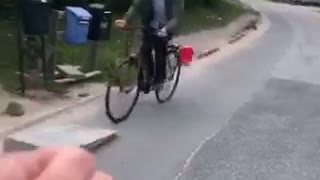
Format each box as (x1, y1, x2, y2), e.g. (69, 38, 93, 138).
(105, 26, 183, 124)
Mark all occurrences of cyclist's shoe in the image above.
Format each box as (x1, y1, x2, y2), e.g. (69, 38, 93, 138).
(139, 81, 151, 94)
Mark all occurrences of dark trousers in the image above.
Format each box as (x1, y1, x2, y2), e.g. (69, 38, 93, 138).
(140, 28, 168, 84)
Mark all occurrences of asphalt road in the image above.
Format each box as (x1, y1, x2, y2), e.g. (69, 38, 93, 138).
(10, 1, 320, 180)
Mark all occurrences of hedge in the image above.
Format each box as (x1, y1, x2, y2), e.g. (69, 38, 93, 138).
(1, 0, 225, 14)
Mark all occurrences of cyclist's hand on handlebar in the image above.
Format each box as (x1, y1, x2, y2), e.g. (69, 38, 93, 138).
(115, 19, 128, 29)
(156, 27, 168, 38)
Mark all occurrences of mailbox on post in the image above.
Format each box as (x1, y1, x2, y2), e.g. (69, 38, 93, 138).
(87, 4, 112, 41)
(20, 0, 51, 35)
(64, 7, 92, 45)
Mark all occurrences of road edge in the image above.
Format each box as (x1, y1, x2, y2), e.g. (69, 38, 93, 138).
(197, 12, 262, 60)
(0, 93, 105, 138)
(269, 0, 320, 7)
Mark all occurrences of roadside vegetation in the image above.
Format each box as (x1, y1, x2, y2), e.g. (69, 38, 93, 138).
(0, 0, 246, 90)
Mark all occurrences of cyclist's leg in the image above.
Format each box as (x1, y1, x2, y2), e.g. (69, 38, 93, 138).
(154, 36, 168, 84)
(140, 29, 154, 92)
(141, 30, 155, 76)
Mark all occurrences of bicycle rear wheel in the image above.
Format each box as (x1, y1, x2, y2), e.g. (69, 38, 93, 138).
(105, 57, 140, 124)
(155, 49, 181, 103)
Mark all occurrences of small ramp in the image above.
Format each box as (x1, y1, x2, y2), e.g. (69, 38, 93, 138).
(3, 125, 117, 152)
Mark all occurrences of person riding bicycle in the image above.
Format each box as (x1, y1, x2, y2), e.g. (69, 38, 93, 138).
(115, 0, 183, 91)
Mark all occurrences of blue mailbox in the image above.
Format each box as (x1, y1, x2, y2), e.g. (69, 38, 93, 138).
(64, 7, 92, 44)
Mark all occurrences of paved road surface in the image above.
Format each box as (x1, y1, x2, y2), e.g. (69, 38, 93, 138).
(8, 1, 320, 180)
(73, 2, 320, 180)
(175, 2, 320, 180)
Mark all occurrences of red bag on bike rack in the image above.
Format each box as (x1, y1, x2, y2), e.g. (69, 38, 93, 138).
(179, 46, 194, 65)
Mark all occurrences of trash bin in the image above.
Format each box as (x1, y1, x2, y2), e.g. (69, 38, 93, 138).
(20, 0, 51, 35)
(87, 4, 112, 41)
(64, 7, 92, 44)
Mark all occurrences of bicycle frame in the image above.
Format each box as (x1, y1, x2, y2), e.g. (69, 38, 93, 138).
(105, 26, 183, 123)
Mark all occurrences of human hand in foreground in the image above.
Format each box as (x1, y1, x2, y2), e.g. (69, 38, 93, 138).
(0, 147, 113, 180)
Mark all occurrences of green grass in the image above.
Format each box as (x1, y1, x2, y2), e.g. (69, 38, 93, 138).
(54, 24, 132, 83)
(0, 1, 246, 90)
(181, 1, 245, 34)
(0, 21, 19, 89)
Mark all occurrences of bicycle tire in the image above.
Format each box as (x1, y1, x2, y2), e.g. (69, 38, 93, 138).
(105, 58, 140, 124)
(155, 50, 182, 103)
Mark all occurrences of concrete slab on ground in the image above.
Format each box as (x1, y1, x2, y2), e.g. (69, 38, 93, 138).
(4, 125, 116, 152)
(3, 93, 117, 152)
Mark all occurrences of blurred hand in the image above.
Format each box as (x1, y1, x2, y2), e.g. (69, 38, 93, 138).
(0, 147, 113, 180)
(157, 27, 167, 37)
(115, 19, 128, 29)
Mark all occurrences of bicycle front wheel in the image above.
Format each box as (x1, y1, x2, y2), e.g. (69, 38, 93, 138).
(155, 50, 182, 103)
(105, 58, 140, 124)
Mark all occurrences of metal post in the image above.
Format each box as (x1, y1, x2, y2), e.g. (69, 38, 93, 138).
(85, 40, 99, 72)
(40, 35, 47, 87)
(16, 0, 25, 94)
(47, 10, 58, 80)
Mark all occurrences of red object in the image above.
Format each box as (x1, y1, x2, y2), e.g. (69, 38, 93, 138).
(179, 46, 194, 64)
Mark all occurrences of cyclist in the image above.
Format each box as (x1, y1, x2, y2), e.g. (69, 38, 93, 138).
(115, 0, 184, 92)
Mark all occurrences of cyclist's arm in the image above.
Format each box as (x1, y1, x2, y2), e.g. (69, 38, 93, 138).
(124, 0, 143, 24)
(166, 0, 184, 34)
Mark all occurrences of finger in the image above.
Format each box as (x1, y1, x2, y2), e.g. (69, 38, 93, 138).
(0, 148, 57, 180)
(91, 172, 113, 180)
(0, 152, 33, 180)
(35, 148, 95, 180)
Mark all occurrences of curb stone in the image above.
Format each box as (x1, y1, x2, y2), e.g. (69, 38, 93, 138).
(197, 13, 262, 60)
(228, 30, 249, 44)
(197, 48, 220, 59)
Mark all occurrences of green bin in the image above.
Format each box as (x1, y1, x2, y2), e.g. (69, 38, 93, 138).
(20, 0, 51, 35)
